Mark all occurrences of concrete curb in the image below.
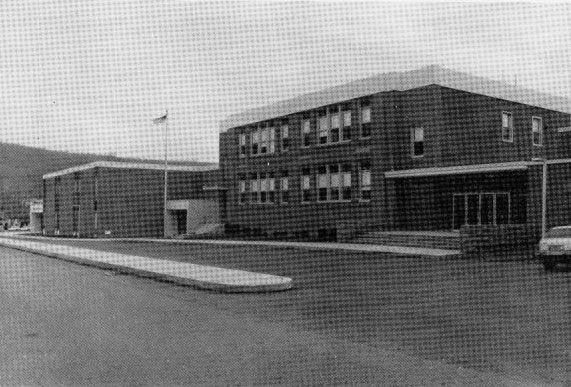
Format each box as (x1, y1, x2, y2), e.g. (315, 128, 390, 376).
(0, 237, 293, 293)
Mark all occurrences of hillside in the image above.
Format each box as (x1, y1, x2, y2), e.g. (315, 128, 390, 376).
(0, 142, 216, 220)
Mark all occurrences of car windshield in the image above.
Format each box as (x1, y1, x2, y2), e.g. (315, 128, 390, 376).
(545, 228, 571, 238)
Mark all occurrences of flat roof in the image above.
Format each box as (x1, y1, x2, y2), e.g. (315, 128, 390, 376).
(220, 65, 571, 132)
(43, 161, 219, 179)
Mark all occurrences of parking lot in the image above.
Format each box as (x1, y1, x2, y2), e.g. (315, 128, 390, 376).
(30, 238, 571, 384)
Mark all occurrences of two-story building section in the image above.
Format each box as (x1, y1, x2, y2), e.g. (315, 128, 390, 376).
(219, 65, 571, 241)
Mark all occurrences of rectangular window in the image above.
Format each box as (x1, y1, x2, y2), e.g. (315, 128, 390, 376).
(317, 165, 328, 201)
(269, 127, 276, 154)
(360, 161, 371, 201)
(532, 116, 543, 146)
(238, 175, 247, 204)
(260, 129, 269, 154)
(342, 110, 352, 141)
(412, 127, 424, 157)
(250, 173, 259, 203)
(342, 163, 352, 201)
(239, 133, 247, 156)
(251, 130, 260, 155)
(280, 171, 289, 204)
(302, 118, 311, 147)
(302, 167, 312, 202)
(330, 110, 340, 143)
(329, 165, 340, 201)
(501, 112, 513, 142)
(318, 113, 329, 145)
(260, 172, 268, 203)
(361, 101, 371, 138)
(281, 125, 289, 152)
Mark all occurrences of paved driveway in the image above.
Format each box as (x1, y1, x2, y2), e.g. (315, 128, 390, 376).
(30, 239, 571, 384)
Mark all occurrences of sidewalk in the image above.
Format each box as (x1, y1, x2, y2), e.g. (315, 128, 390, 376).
(0, 236, 292, 293)
(127, 237, 462, 257)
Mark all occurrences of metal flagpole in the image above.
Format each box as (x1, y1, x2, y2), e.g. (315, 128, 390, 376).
(163, 109, 168, 238)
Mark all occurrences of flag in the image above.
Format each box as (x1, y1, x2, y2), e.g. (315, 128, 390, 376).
(153, 113, 168, 124)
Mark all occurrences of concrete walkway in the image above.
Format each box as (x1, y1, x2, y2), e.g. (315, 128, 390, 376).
(134, 237, 462, 257)
(0, 236, 292, 293)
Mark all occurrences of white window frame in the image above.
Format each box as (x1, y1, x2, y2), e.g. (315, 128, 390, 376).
(318, 113, 329, 145)
(532, 116, 543, 146)
(280, 175, 289, 203)
(302, 168, 312, 203)
(501, 111, 513, 143)
(360, 102, 371, 138)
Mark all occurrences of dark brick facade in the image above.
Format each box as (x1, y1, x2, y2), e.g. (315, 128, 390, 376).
(220, 84, 571, 239)
(43, 166, 219, 238)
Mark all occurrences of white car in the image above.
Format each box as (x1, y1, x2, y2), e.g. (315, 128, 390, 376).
(538, 226, 571, 270)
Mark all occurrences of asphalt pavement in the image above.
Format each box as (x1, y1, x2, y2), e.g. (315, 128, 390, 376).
(0, 246, 550, 386)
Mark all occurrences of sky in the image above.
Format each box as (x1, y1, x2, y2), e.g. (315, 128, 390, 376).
(0, 1, 569, 162)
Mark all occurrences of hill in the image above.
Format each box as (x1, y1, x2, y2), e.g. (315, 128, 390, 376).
(0, 142, 216, 221)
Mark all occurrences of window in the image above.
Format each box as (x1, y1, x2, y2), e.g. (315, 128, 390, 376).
(302, 167, 312, 202)
(315, 164, 351, 202)
(260, 129, 269, 154)
(342, 110, 352, 141)
(532, 116, 543, 146)
(318, 112, 329, 145)
(501, 112, 513, 142)
(250, 173, 259, 203)
(342, 164, 352, 200)
(260, 172, 268, 203)
(251, 130, 260, 155)
(317, 166, 328, 201)
(269, 127, 276, 153)
(412, 127, 424, 157)
(330, 109, 340, 143)
(280, 171, 289, 204)
(361, 100, 371, 138)
(280, 125, 289, 151)
(360, 162, 371, 201)
(302, 118, 311, 147)
(238, 174, 247, 204)
(239, 133, 247, 156)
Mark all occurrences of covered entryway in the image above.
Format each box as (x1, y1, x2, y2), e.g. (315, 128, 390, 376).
(452, 192, 510, 230)
(165, 199, 220, 237)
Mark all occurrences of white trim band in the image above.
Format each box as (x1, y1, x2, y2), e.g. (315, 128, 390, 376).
(43, 161, 218, 179)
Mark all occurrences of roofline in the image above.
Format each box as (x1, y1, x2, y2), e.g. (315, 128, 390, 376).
(385, 159, 571, 178)
(43, 161, 219, 179)
(220, 65, 571, 132)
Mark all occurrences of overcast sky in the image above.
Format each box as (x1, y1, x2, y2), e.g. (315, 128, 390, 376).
(0, 1, 569, 162)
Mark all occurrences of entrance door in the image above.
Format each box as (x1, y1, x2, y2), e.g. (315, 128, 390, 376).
(175, 210, 187, 235)
(452, 193, 510, 230)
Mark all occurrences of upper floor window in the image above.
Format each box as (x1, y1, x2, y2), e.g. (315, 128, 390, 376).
(343, 110, 352, 141)
(318, 112, 329, 145)
(532, 116, 543, 146)
(360, 101, 371, 138)
(412, 127, 424, 157)
(239, 133, 247, 156)
(302, 118, 311, 147)
(501, 112, 513, 142)
(251, 131, 260, 155)
(250, 126, 276, 156)
(280, 125, 289, 151)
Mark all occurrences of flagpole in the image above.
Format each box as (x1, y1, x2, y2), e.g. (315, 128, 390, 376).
(163, 109, 168, 238)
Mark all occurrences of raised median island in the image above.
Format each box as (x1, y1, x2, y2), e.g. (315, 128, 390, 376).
(0, 236, 292, 293)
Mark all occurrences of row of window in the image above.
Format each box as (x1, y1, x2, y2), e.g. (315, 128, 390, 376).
(238, 101, 372, 157)
(237, 162, 371, 204)
(501, 112, 543, 145)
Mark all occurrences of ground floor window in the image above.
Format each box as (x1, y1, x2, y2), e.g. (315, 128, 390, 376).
(359, 161, 371, 201)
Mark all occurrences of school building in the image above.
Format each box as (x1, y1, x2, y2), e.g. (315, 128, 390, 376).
(42, 161, 221, 238)
(219, 65, 571, 246)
